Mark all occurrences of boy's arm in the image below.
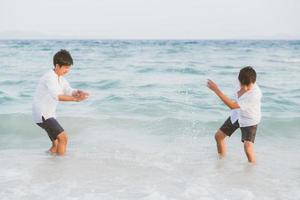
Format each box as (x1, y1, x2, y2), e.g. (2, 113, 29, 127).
(207, 79, 240, 110)
(58, 94, 86, 102)
(62, 80, 89, 101)
(63, 80, 77, 96)
(71, 90, 89, 99)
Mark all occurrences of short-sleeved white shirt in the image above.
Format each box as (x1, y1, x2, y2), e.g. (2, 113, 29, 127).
(230, 83, 262, 127)
(32, 70, 75, 123)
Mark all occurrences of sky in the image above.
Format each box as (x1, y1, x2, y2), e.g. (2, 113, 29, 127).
(0, 0, 299, 39)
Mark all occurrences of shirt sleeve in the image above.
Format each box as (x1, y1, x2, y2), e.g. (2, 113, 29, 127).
(45, 76, 60, 100)
(63, 79, 76, 96)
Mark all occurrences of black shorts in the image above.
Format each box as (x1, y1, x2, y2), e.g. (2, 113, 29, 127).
(219, 117, 257, 143)
(37, 116, 64, 141)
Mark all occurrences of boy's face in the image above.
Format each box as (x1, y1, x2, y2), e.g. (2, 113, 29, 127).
(54, 64, 71, 76)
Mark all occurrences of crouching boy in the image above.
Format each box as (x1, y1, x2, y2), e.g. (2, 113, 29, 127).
(32, 49, 89, 155)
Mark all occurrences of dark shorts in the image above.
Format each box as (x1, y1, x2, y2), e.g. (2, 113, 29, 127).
(219, 117, 257, 143)
(36, 116, 64, 141)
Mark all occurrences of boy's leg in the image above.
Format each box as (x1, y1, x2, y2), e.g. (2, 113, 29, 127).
(215, 130, 227, 157)
(57, 132, 68, 156)
(49, 139, 58, 153)
(216, 117, 239, 158)
(243, 141, 256, 163)
(241, 125, 257, 164)
(36, 123, 58, 154)
(41, 118, 66, 155)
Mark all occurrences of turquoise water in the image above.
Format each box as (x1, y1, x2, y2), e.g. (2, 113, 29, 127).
(0, 40, 300, 199)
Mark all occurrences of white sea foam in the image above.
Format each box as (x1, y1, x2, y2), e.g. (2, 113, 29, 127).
(0, 114, 300, 199)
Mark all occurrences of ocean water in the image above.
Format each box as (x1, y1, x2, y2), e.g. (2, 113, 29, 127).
(0, 40, 300, 200)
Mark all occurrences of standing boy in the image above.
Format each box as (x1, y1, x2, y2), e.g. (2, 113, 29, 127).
(32, 49, 89, 155)
(207, 66, 262, 163)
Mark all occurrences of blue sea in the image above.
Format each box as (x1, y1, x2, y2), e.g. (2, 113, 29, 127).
(0, 40, 300, 200)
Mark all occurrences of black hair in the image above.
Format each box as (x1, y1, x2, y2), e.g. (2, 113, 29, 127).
(238, 66, 257, 85)
(53, 49, 73, 67)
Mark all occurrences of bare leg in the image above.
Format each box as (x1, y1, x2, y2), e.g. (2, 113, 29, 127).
(244, 141, 256, 164)
(49, 139, 58, 153)
(215, 130, 227, 158)
(56, 132, 68, 156)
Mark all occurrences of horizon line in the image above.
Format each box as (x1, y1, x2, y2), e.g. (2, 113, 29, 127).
(1, 37, 300, 41)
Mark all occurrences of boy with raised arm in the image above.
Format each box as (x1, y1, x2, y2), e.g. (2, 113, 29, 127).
(207, 66, 262, 163)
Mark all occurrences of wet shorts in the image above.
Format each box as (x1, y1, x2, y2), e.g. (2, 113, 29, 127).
(37, 116, 64, 141)
(219, 117, 257, 143)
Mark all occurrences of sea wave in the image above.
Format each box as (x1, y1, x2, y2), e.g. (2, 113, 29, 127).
(266, 58, 300, 63)
(0, 113, 299, 200)
(0, 113, 298, 141)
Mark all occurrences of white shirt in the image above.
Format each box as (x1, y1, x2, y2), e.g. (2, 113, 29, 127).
(32, 70, 75, 123)
(230, 83, 262, 127)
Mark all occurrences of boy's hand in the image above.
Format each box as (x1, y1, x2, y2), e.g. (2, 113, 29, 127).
(206, 79, 240, 109)
(207, 79, 220, 93)
(73, 90, 89, 101)
(78, 90, 89, 99)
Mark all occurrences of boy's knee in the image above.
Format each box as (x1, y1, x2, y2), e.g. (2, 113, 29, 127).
(214, 133, 219, 141)
(244, 141, 253, 150)
(52, 139, 58, 146)
(57, 132, 68, 143)
(215, 130, 226, 141)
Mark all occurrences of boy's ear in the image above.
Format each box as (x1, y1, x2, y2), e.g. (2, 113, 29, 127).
(54, 64, 60, 69)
